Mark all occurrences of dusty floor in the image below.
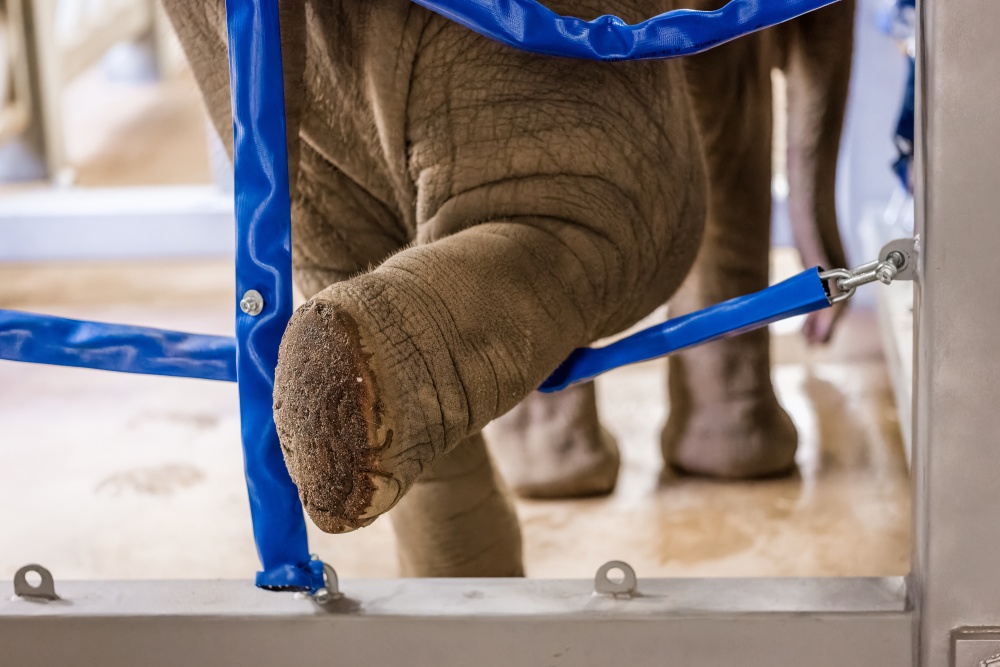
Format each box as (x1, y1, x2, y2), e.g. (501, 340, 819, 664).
(63, 66, 212, 187)
(0, 59, 910, 581)
(0, 259, 910, 580)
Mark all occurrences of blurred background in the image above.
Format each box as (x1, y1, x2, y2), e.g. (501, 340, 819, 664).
(0, 0, 915, 580)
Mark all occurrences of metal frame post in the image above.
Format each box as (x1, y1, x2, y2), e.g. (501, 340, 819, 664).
(911, 0, 1000, 664)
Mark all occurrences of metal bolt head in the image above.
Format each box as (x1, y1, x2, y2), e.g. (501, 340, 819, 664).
(877, 250, 907, 284)
(240, 290, 264, 316)
(313, 587, 332, 605)
(312, 586, 343, 605)
(875, 263, 898, 285)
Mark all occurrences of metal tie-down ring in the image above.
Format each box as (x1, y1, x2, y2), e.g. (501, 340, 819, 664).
(312, 561, 343, 605)
(13, 564, 60, 601)
(594, 560, 638, 597)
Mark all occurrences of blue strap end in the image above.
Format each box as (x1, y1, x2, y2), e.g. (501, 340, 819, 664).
(539, 267, 832, 393)
(255, 558, 326, 593)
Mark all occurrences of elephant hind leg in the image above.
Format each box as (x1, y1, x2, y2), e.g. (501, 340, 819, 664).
(663, 33, 798, 479)
(391, 432, 523, 577)
(782, 0, 855, 343)
(487, 384, 620, 499)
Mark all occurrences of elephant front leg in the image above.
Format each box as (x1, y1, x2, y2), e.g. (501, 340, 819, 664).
(487, 384, 620, 499)
(664, 38, 797, 479)
(391, 432, 522, 577)
(275, 203, 699, 534)
(275, 20, 704, 546)
(274, 221, 624, 533)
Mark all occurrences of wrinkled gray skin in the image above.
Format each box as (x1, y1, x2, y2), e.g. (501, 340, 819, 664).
(163, 0, 852, 576)
(492, 0, 854, 496)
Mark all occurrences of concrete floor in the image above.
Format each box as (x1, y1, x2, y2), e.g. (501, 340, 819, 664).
(63, 64, 212, 187)
(0, 259, 910, 580)
(0, 59, 910, 582)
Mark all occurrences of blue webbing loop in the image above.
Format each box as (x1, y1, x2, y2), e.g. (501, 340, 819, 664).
(0, 310, 237, 381)
(410, 0, 839, 61)
(225, 0, 323, 593)
(540, 268, 832, 392)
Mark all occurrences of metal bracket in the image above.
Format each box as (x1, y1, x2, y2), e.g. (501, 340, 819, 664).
(13, 564, 60, 602)
(952, 628, 1000, 666)
(594, 560, 638, 598)
(879, 236, 918, 282)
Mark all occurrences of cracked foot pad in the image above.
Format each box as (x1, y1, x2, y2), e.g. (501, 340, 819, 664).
(274, 300, 401, 533)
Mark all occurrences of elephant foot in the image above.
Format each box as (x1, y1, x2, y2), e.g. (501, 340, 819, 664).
(488, 386, 620, 499)
(274, 295, 437, 534)
(661, 397, 798, 479)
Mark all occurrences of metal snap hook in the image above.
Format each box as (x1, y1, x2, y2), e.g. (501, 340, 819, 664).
(13, 564, 60, 601)
(819, 237, 917, 305)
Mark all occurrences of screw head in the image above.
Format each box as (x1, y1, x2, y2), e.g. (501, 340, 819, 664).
(240, 290, 264, 316)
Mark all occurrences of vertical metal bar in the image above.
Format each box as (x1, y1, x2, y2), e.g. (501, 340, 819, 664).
(912, 0, 1000, 663)
(27, 0, 63, 177)
(224, 0, 321, 591)
(0, 0, 49, 181)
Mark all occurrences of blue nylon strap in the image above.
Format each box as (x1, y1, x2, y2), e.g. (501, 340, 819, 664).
(0, 310, 237, 382)
(225, 0, 323, 592)
(410, 0, 839, 61)
(539, 268, 832, 393)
